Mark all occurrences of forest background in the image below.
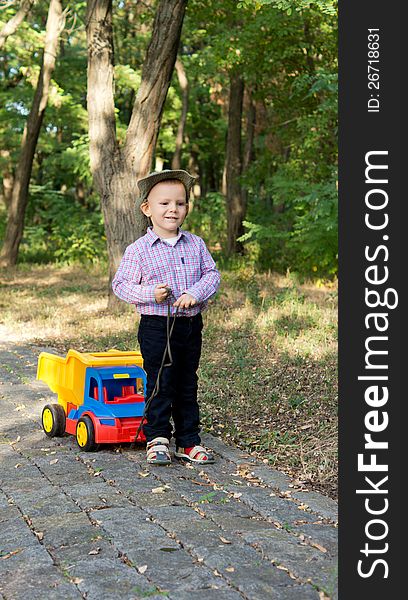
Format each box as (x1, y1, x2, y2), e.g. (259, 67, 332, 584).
(0, 0, 338, 497)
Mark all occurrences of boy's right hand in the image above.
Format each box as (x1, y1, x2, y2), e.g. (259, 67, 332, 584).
(154, 283, 171, 303)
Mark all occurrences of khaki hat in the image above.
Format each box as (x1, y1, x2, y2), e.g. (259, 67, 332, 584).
(137, 169, 197, 202)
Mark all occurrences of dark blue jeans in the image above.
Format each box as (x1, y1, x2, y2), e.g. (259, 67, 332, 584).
(137, 313, 203, 448)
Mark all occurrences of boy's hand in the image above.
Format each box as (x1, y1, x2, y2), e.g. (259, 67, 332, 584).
(154, 283, 171, 303)
(173, 293, 197, 309)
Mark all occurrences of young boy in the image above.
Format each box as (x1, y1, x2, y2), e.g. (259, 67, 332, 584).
(112, 170, 221, 465)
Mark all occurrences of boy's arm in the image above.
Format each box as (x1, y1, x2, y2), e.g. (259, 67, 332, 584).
(183, 238, 221, 303)
(112, 245, 157, 304)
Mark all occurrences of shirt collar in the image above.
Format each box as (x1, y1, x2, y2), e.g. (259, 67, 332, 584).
(146, 227, 186, 246)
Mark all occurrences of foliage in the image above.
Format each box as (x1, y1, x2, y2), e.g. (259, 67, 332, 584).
(0, 0, 337, 276)
(21, 184, 106, 264)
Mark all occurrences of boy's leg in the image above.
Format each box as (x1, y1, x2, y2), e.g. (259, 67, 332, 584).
(171, 314, 203, 448)
(137, 315, 176, 442)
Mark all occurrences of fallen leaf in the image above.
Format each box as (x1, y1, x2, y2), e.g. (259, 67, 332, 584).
(88, 548, 101, 555)
(232, 492, 242, 499)
(312, 542, 327, 553)
(49, 459, 58, 465)
(1, 549, 23, 560)
(138, 565, 148, 574)
(191, 480, 212, 486)
(151, 485, 170, 494)
(71, 577, 83, 584)
(219, 536, 232, 544)
(34, 531, 44, 541)
(138, 471, 150, 478)
(213, 569, 222, 577)
(225, 566, 235, 572)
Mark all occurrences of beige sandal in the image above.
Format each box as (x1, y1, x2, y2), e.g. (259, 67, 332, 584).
(175, 445, 215, 464)
(146, 437, 171, 465)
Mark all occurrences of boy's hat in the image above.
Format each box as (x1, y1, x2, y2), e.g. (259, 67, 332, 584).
(137, 169, 196, 202)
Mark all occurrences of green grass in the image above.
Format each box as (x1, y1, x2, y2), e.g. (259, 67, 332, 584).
(0, 263, 338, 498)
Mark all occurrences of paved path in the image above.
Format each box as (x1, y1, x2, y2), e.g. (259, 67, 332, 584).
(0, 343, 338, 600)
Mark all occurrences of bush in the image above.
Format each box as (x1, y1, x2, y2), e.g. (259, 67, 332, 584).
(19, 184, 106, 264)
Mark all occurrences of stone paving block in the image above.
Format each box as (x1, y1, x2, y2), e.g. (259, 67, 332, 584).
(0, 545, 55, 575)
(67, 557, 166, 600)
(65, 482, 131, 510)
(242, 529, 338, 594)
(1, 515, 42, 550)
(232, 485, 317, 525)
(92, 506, 175, 545)
(51, 539, 119, 565)
(32, 511, 98, 549)
(199, 501, 278, 534)
(203, 545, 319, 599)
(8, 489, 82, 519)
(0, 504, 21, 524)
(125, 545, 229, 594)
(288, 490, 338, 522)
(292, 522, 338, 556)
(0, 561, 83, 600)
(167, 590, 243, 600)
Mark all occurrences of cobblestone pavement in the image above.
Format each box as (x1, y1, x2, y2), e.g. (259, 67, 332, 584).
(0, 343, 338, 600)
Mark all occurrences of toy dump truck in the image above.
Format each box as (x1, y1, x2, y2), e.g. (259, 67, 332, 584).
(37, 349, 147, 451)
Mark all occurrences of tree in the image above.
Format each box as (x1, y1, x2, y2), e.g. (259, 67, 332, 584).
(0, 0, 64, 267)
(171, 57, 189, 170)
(0, 0, 36, 50)
(86, 0, 187, 307)
(225, 70, 244, 255)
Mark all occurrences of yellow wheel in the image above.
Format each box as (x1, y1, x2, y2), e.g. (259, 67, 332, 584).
(76, 421, 87, 446)
(42, 404, 66, 438)
(76, 416, 98, 452)
(43, 408, 53, 433)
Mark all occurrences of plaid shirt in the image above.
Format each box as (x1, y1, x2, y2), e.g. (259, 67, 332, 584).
(112, 227, 221, 316)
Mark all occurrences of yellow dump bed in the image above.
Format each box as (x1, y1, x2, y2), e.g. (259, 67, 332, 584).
(37, 349, 143, 410)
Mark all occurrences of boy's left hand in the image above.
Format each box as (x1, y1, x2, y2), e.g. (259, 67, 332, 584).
(173, 293, 197, 309)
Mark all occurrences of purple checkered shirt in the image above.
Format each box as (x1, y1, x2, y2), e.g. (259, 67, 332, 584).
(112, 227, 221, 316)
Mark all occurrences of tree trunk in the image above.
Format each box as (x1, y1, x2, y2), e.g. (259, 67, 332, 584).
(171, 57, 188, 170)
(0, 0, 36, 50)
(1, 150, 14, 210)
(241, 92, 256, 219)
(225, 71, 244, 256)
(86, 0, 187, 309)
(0, 0, 63, 267)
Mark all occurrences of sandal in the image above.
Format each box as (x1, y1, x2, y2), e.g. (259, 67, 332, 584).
(175, 445, 215, 464)
(146, 437, 171, 465)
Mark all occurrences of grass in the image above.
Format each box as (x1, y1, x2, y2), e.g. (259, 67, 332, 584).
(0, 263, 338, 498)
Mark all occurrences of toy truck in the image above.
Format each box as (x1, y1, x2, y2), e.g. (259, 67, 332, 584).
(37, 349, 147, 451)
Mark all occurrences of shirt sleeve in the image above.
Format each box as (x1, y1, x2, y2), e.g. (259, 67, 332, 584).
(112, 244, 156, 305)
(184, 237, 221, 303)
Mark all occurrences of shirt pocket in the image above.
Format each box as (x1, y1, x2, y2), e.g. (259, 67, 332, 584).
(182, 252, 201, 282)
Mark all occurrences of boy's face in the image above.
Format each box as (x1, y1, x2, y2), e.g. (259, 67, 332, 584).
(141, 181, 188, 238)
